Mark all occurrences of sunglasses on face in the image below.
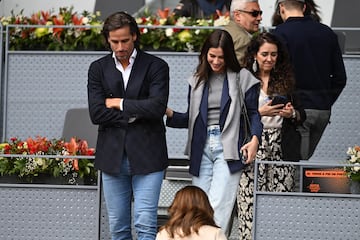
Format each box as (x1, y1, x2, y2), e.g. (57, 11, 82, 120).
(237, 9, 263, 18)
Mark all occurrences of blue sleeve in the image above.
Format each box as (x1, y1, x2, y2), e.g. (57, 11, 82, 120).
(166, 85, 190, 128)
(245, 83, 263, 143)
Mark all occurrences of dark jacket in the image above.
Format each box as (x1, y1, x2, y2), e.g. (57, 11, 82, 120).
(87, 50, 169, 174)
(281, 93, 306, 161)
(273, 16, 347, 110)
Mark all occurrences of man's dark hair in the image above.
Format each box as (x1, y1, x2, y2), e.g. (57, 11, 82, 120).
(102, 11, 141, 49)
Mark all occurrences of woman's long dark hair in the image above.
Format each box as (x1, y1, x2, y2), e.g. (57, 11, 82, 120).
(160, 186, 218, 238)
(243, 32, 295, 96)
(195, 29, 241, 88)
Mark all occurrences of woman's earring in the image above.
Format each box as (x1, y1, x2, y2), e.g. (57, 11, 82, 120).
(252, 58, 258, 72)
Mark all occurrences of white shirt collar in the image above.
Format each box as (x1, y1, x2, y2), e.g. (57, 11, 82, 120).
(112, 48, 137, 68)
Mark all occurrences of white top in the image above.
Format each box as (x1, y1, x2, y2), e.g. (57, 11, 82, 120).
(112, 48, 137, 89)
(259, 89, 283, 129)
(156, 225, 227, 240)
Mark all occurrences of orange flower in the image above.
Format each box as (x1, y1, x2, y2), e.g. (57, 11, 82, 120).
(64, 137, 78, 155)
(73, 159, 79, 171)
(36, 136, 50, 153)
(72, 15, 83, 25)
(72, 15, 85, 31)
(52, 15, 65, 38)
(157, 8, 170, 19)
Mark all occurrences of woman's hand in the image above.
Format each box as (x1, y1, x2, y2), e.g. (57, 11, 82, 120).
(279, 102, 295, 119)
(259, 100, 284, 117)
(165, 107, 174, 118)
(240, 135, 259, 164)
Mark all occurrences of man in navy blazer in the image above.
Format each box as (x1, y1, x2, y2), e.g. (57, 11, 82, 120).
(87, 12, 169, 240)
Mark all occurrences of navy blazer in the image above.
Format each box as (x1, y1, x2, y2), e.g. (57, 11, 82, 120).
(273, 16, 346, 110)
(87, 50, 170, 174)
(167, 76, 262, 176)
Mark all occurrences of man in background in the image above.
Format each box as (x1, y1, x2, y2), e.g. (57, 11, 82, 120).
(273, 0, 346, 160)
(224, 0, 262, 64)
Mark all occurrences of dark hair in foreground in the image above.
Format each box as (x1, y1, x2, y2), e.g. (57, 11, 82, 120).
(195, 29, 241, 88)
(243, 32, 295, 95)
(102, 11, 141, 50)
(160, 185, 218, 238)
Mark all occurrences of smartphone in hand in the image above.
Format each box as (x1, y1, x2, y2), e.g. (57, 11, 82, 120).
(271, 95, 288, 106)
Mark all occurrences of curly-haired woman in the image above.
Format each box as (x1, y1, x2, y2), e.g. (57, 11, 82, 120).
(237, 32, 306, 240)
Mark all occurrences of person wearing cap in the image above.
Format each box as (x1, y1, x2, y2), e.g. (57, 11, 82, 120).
(273, 0, 346, 160)
(271, 0, 321, 26)
(224, 0, 263, 64)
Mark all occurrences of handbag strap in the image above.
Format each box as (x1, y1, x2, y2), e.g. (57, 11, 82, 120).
(237, 73, 251, 135)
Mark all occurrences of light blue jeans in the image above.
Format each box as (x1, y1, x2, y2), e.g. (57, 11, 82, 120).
(102, 156, 164, 240)
(192, 125, 242, 235)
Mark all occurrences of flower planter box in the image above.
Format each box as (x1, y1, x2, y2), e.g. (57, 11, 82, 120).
(0, 174, 97, 185)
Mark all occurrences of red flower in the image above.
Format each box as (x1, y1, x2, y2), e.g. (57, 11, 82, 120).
(72, 15, 85, 31)
(87, 148, 95, 156)
(30, 13, 41, 25)
(52, 16, 65, 38)
(26, 137, 38, 154)
(78, 140, 89, 155)
(41, 11, 51, 22)
(4, 144, 11, 154)
(72, 15, 83, 25)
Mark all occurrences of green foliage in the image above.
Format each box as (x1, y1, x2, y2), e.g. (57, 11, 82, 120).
(1, 6, 228, 52)
(344, 145, 360, 182)
(0, 137, 97, 185)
